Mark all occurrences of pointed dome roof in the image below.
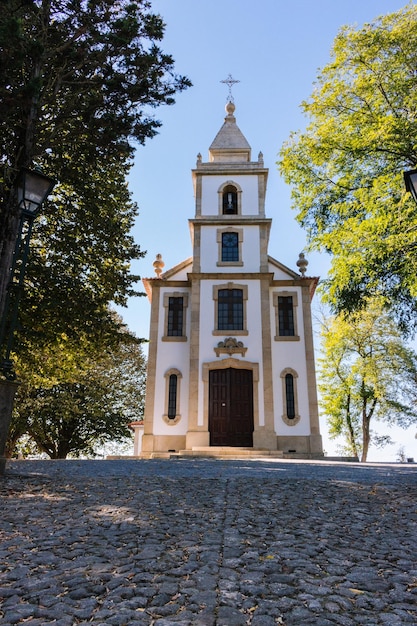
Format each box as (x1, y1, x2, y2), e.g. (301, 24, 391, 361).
(209, 101, 251, 162)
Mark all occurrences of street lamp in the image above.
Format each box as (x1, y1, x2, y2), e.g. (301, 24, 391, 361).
(17, 167, 56, 217)
(403, 168, 417, 204)
(0, 167, 55, 379)
(0, 166, 55, 474)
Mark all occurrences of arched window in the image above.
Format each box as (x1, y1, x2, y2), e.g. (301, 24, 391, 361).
(168, 374, 178, 419)
(280, 368, 300, 425)
(285, 374, 295, 419)
(163, 368, 182, 424)
(222, 185, 238, 214)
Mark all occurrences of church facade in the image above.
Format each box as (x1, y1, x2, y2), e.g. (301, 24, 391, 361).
(141, 100, 323, 458)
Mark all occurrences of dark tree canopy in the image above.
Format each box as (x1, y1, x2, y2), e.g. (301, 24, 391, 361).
(0, 0, 191, 321)
(0, 0, 190, 460)
(278, 4, 417, 331)
(0, 0, 190, 168)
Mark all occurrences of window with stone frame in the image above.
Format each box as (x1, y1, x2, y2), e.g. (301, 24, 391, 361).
(168, 297, 183, 336)
(279, 296, 294, 335)
(273, 291, 299, 341)
(213, 283, 248, 335)
(163, 368, 182, 425)
(285, 373, 295, 419)
(222, 185, 238, 214)
(217, 228, 243, 267)
(168, 374, 178, 418)
(162, 292, 188, 341)
(280, 368, 300, 425)
(218, 288, 243, 330)
(221, 232, 239, 262)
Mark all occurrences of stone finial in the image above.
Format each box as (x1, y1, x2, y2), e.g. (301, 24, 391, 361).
(225, 101, 236, 117)
(153, 253, 165, 278)
(197, 152, 202, 164)
(258, 151, 264, 165)
(296, 252, 308, 277)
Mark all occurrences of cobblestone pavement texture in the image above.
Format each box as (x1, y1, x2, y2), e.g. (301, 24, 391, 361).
(1, 458, 417, 625)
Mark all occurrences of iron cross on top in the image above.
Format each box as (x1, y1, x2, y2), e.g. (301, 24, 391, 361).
(221, 74, 240, 102)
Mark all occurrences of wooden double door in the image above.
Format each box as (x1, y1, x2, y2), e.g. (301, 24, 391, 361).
(209, 368, 254, 447)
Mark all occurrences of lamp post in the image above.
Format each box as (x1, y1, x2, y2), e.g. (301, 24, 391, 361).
(0, 167, 55, 475)
(403, 168, 417, 204)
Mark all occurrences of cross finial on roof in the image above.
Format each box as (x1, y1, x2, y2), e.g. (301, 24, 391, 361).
(220, 74, 240, 103)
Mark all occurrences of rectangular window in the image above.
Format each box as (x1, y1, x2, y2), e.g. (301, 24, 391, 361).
(278, 296, 295, 336)
(167, 297, 183, 336)
(221, 232, 239, 262)
(218, 289, 243, 330)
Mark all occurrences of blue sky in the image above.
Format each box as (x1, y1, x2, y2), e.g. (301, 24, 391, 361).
(120, 0, 416, 461)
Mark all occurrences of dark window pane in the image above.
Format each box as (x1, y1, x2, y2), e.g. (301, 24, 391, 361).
(221, 232, 239, 262)
(278, 296, 294, 336)
(168, 297, 183, 336)
(168, 374, 177, 418)
(218, 289, 243, 330)
(285, 373, 295, 419)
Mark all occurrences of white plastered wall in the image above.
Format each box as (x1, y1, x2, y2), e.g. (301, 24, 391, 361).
(201, 175, 259, 215)
(269, 285, 312, 436)
(152, 286, 191, 436)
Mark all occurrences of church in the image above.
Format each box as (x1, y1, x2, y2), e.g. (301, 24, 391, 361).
(139, 97, 323, 458)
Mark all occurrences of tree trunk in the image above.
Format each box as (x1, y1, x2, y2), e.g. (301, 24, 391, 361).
(361, 418, 370, 462)
(345, 392, 359, 458)
(361, 397, 378, 462)
(0, 380, 20, 474)
(0, 49, 43, 319)
(0, 195, 22, 322)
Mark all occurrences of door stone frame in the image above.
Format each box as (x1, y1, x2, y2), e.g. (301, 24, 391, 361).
(202, 357, 259, 445)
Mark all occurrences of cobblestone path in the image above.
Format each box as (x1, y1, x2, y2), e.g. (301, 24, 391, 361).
(1, 459, 416, 625)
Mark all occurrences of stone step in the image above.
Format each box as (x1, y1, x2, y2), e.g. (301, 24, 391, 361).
(177, 447, 284, 459)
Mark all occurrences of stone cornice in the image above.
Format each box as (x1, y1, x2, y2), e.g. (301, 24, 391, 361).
(143, 274, 319, 299)
(189, 217, 272, 226)
(192, 164, 268, 175)
(271, 277, 320, 299)
(187, 272, 275, 281)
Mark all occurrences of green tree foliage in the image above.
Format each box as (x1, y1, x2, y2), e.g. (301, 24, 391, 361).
(318, 302, 417, 462)
(278, 4, 417, 330)
(0, 1, 189, 462)
(0, 0, 191, 320)
(7, 326, 146, 459)
(22, 162, 141, 348)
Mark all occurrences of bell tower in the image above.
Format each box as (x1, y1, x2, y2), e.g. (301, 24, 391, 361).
(190, 100, 271, 276)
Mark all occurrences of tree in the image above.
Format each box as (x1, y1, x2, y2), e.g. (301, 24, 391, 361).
(318, 302, 417, 462)
(21, 159, 143, 348)
(7, 324, 146, 458)
(0, 0, 191, 320)
(278, 4, 417, 331)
